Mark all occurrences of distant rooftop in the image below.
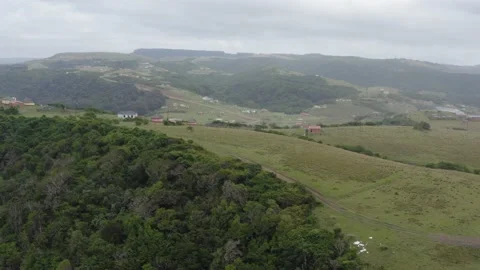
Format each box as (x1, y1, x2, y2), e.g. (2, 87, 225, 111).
(118, 111, 137, 115)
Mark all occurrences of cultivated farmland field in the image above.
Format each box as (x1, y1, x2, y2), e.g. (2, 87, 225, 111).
(121, 123, 480, 270)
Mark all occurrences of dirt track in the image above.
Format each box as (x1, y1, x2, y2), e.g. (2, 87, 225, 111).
(231, 154, 480, 248)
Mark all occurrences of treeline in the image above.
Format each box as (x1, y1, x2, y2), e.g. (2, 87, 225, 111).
(0, 115, 362, 269)
(335, 145, 384, 158)
(321, 114, 418, 128)
(426, 162, 480, 175)
(0, 106, 19, 115)
(0, 65, 165, 114)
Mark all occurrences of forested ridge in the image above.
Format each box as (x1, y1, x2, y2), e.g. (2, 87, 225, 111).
(0, 115, 362, 269)
(0, 65, 165, 114)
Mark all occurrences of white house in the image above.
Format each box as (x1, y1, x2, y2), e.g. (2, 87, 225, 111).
(1, 97, 16, 105)
(117, 111, 138, 119)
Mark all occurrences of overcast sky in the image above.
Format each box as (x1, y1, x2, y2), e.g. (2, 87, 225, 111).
(2, 0, 480, 65)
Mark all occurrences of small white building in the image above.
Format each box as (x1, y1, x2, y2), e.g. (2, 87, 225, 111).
(117, 111, 138, 119)
(1, 97, 16, 105)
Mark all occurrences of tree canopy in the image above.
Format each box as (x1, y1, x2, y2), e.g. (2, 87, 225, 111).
(0, 115, 362, 269)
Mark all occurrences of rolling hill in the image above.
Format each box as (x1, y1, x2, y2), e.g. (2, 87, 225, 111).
(0, 65, 165, 114)
(195, 54, 480, 107)
(0, 115, 362, 269)
(165, 67, 358, 113)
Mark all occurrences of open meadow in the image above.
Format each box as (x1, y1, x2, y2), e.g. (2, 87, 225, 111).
(286, 119, 480, 169)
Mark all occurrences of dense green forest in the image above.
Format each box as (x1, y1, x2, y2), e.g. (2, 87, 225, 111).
(166, 67, 358, 113)
(197, 56, 480, 106)
(0, 66, 165, 114)
(0, 115, 362, 269)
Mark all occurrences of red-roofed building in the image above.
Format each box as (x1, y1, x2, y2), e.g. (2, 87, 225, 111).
(188, 119, 197, 126)
(151, 116, 164, 123)
(307, 125, 322, 134)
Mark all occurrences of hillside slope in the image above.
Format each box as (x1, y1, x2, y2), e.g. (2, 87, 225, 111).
(0, 115, 361, 269)
(165, 67, 358, 113)
(196, 55, 480, 107)
(0, 65, 165, 114)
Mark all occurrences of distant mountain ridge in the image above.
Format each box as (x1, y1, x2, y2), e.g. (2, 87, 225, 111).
(0, 58, 35, 65)
(133, 48, 229, 59)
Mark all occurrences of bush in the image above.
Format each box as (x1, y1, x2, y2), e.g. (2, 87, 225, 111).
(207, 120, 248, 128)
(336, 145, 382, 157)
(254, 129, 287, 136)
(0, 106, 20, 115)
(413, 121, 431, 131)
(297, 136, 316, 142)
(426, 162, 471, 173)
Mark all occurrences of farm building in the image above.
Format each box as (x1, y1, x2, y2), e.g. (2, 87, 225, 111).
(187, 119, 197, 126)
(468, 115, 480, 121)
(117, 111, 138, 119)
(2, 97, 23, 107)
(307, 125, 322, 134)
(151, 116, 164, 123)
(167, 118, 183, 124)
(23, 98, 35, 106)
(1, 97, 22, 105)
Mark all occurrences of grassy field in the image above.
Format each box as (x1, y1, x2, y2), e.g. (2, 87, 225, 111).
(286, 120, 480, 169)
(118, 123, 480, 270)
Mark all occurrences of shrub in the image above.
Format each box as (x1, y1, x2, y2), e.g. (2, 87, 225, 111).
(254, 129, 286, 136)
(0, 106, 20, 115)
(426, 162, 471, 173)
(335, 145, 382, 157)
(297, 136, 316, 142)
(413, 121, 431, 131)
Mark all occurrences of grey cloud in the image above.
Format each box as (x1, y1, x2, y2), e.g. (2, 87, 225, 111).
(1, 0, 480, 65)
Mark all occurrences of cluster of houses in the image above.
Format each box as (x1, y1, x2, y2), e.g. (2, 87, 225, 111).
(117, 111, 197, 125)
(434, 106, 480, 121)
(1, 97, 35, 106)
(202, 96, 220, 103)
(241, 109, 257, 114)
